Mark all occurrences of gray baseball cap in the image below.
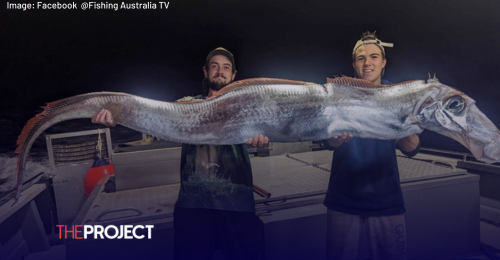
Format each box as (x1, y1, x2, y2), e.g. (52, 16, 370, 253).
(205, 47, 236, 71)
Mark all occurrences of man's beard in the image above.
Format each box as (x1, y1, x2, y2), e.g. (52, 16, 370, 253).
(203, 77, 232, 93)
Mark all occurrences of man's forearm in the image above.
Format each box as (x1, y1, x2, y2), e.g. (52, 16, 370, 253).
(398, 134, 419, 153)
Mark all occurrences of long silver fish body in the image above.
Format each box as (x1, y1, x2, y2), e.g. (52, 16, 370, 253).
(13, 77, 500, 202)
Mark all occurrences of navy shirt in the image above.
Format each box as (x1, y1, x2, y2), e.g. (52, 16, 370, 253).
(323, 79, 420, 216)
(324, 138, 419, 216)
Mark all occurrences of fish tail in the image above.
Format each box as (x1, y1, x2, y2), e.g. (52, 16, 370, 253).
(14, 92, 130, 202)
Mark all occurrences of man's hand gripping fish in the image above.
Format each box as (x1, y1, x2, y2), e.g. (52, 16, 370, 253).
(13, 76, 500, 202)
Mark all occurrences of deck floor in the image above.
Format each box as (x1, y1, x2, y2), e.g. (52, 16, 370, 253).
(16, 149, 500, 260)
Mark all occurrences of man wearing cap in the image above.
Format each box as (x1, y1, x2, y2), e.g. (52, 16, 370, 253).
(323, 32, 420, 260)
(173, 47, 267, 260)
(91, 47, 267, 260)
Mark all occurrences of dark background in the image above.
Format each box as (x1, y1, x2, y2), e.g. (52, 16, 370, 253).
(1, 0, 499, 153)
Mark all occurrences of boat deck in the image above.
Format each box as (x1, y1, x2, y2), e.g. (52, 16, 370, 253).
(2, 147, 499, 260)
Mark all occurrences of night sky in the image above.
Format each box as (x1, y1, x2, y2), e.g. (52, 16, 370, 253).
(1, 0, 499, 153)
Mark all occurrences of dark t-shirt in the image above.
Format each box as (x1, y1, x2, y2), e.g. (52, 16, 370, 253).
(175, 143, 255, 212)
(323, 137, 419, 216)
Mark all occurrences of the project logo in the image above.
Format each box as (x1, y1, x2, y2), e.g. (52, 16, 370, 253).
(57, 225, 154, 239)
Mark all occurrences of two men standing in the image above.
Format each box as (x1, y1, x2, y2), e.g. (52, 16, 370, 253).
(92, 32, 419, 260)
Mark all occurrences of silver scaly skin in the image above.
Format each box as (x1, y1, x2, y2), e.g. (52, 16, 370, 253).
(13, 76, 500, 202)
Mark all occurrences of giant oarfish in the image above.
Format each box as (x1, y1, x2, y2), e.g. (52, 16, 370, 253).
(14, 76, 500, 202)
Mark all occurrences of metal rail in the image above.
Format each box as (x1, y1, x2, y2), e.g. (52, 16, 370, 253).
(419, 147, 474, 162)
(45, 128, 113, 169)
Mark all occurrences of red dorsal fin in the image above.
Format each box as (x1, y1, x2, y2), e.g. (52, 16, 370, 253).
(14, 92, 124, 154)
(385, 80, 424, 87)
(213, 78, 315, 97)
(13, 99, 66, 154)
(326, 76, 423, 88)
(326, 76, 382, 88)
(174, 78, 317, 104)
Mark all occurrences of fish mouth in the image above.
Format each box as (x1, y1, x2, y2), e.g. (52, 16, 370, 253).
(466, 106, 500, 163)
(466, 134, 500, 164)
(438, 105, 500, 164)
(482, 138, 500, 163)
(437, 131, 500, 164)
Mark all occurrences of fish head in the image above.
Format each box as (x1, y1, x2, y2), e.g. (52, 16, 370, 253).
(417, 82, 500, 164)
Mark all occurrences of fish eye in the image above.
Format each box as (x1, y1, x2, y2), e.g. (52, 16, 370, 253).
(444, 96, 465, 114)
